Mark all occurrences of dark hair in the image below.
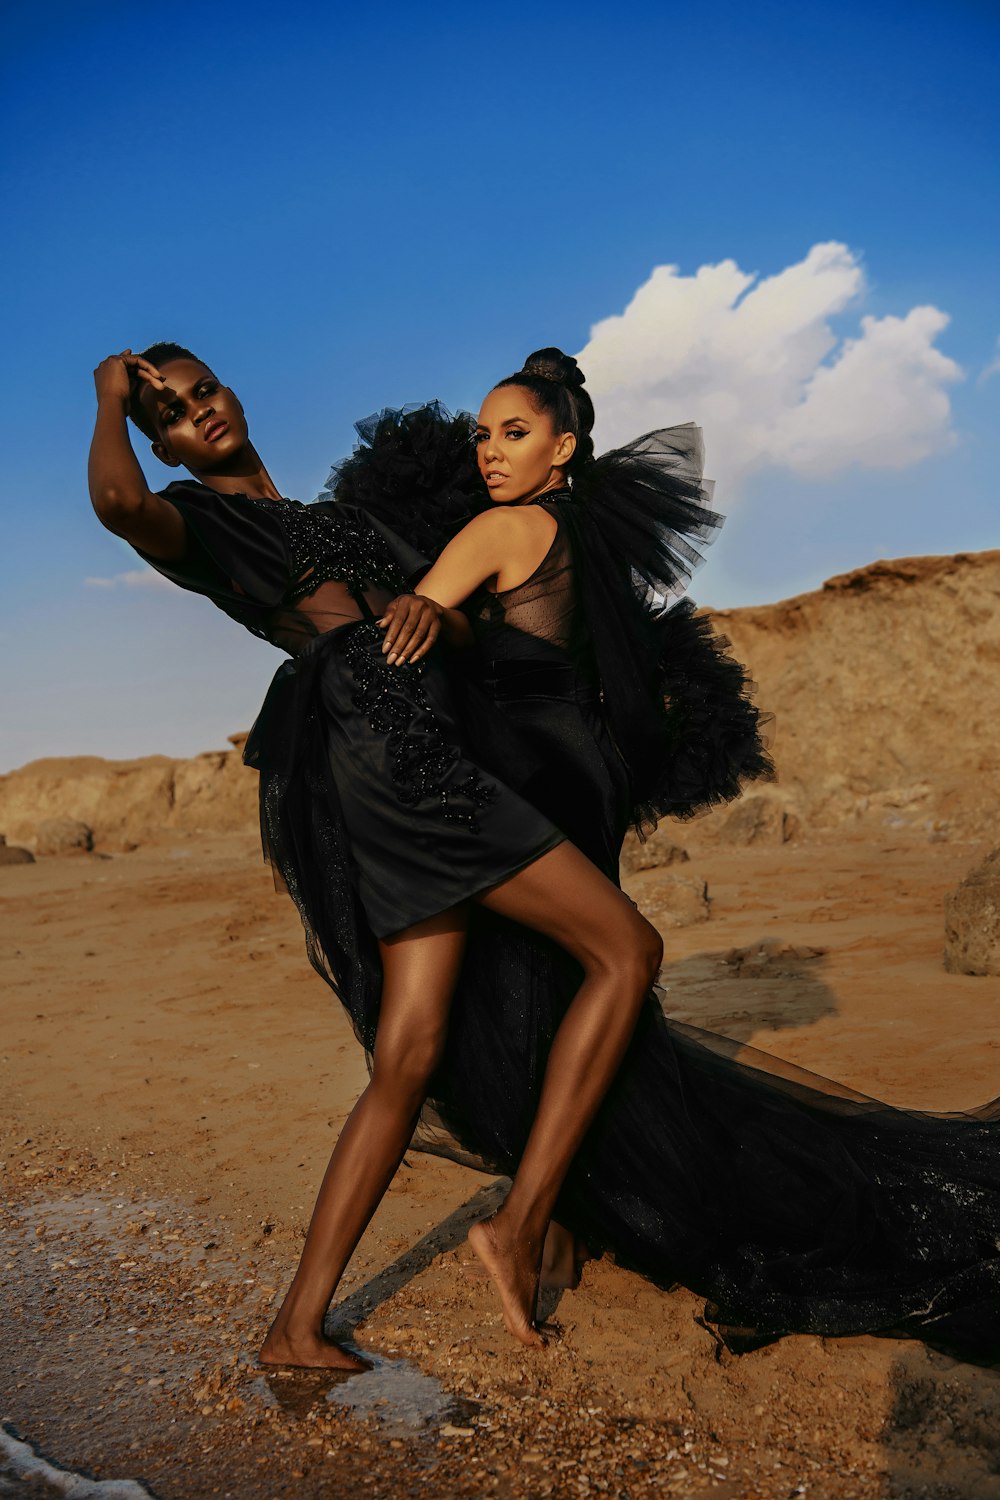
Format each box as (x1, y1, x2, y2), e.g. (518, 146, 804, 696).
(493, 346, 596, 479)
(127, 342, 205, 439)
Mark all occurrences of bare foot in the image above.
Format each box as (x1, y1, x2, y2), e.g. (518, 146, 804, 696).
(468, 1214, 545, 1349)
(259, 1321, 370, 1372)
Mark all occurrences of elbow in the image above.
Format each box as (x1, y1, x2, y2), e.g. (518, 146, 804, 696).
(91, 486, 144, 534)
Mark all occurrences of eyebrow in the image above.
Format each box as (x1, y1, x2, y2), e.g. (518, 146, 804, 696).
(476, 413, 532, 429)
(156, 374, 216, 412)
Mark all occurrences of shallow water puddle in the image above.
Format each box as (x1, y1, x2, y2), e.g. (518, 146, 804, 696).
(253, 1353, 480, 1439)
(8, 1180, 482, 1470)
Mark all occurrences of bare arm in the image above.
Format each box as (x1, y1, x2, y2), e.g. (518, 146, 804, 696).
(88, 352, 187, 560)
(379, 508, 556, 664)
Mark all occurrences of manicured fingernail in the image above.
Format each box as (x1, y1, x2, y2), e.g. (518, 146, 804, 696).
(387, 652, 397, 664)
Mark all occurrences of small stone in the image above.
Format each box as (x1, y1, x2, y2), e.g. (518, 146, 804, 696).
(945, 848, 1000, 976)
(719, 793, 797, 846)
(639, 874, 710, 928)
(35, 817, 94, 856)
(620, 829, 690, 875)
(0, 835, 34, 865)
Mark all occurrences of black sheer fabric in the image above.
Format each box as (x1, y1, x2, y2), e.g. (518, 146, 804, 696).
(560, 427, 773, 833)
(320, 405, 1000, 1361)
(466, 513, 627, 878)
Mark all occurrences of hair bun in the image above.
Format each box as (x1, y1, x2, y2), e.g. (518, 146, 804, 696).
(521, 347, 586, 391)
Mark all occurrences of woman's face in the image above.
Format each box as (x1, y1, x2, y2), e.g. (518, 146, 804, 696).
(139, 357, 250, 474)
(474, 385, 576, 504)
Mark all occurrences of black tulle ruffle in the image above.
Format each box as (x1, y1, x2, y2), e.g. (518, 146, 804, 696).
(553, 426, 773, 833)
(319, 403, 484, 559)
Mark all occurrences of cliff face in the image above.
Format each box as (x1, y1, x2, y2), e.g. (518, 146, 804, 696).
(0, 736, 257, 850)
(2, 549, 998, 850)
(710, 549, 1000, 838)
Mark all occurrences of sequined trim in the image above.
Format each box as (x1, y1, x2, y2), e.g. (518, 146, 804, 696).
(344, 626, 497, 831)
(242, 495, 405, 601)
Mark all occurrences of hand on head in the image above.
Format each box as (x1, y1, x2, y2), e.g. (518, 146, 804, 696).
(93, 349, 165, 406)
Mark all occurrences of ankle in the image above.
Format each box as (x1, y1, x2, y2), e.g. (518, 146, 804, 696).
(495, 1202, 549, 1251)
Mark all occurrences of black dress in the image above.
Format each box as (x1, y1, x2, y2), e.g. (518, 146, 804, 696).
(462, 492, 1000, 1360)
(321, 407, 1000, 1362)
(136, 480, 564, 1053)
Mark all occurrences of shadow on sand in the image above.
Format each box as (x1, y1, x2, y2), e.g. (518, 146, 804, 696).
(659, 937, 837, 1041)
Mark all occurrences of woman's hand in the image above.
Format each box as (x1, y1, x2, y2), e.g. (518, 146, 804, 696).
(93, 349, 165, 407)
(378, 594, 443, 665)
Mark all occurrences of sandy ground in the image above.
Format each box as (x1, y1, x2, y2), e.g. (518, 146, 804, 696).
(2, 828, 999, 1499)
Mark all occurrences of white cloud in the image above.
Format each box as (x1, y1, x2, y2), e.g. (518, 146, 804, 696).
(84, 569, 173, 590)
(578, 242, 962, 496)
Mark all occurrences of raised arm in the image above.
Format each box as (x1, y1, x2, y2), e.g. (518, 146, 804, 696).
(379, 507, 555, 664)
(88, 352, 187, 560)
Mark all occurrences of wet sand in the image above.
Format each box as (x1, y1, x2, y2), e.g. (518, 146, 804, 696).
(2, 828, 999, 1498)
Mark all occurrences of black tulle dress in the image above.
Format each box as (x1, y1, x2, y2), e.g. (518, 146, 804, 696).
(320, 407, 1000, 1362)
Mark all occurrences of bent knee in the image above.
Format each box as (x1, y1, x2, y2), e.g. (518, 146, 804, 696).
(628, 914, 663, 991)
(586, 908, 662, 995)
(637, 915, 664, 983)
(370, 1034, 445, 1107)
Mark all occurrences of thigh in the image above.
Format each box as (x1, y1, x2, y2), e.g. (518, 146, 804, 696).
(475, 843, 655, 969)
(374, 906, 469, 1071)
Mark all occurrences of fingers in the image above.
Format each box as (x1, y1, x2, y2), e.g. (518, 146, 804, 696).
(384, 598, 420, 662)
(400, 615, 440, 663)
(118, 351, 165, 388)
(380, 595, 439, 664)
(376, 598, 400, 631)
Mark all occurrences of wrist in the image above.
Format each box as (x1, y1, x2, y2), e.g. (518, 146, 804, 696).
(96, 390, 130, 415)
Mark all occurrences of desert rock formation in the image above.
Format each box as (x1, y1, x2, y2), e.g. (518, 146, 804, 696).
(709, 548, 1000, 840)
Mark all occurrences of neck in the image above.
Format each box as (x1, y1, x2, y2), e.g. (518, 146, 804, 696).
(514, 469, 569, 505)
(187, 443, 282, 500)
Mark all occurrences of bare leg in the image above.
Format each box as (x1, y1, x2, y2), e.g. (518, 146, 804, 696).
(260, 907, 467, 1369)
(469, 843, 661, 1345)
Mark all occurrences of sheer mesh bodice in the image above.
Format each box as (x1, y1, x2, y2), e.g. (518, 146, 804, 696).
(467, 499, 598, 693)
(464, 500, 625, 874)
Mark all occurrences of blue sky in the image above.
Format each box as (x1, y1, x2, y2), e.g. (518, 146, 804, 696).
(1, 0, 997, 768)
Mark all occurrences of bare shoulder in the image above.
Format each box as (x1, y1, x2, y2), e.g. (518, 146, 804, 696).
(463, 505, 556, 544)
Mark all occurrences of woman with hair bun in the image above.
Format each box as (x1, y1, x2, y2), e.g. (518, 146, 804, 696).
(380, 347, 770, 872)
(88, 344, 667, 1363)
(362, 347, 1000, 1360)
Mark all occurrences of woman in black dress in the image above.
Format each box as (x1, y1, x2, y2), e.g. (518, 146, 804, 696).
(88, 344, 666, 1364)
(364, 350, 1000, 1360)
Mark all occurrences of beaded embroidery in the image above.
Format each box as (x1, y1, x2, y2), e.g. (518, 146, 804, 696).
(242, 495, 406, 602)
(344, 625, 497, 832)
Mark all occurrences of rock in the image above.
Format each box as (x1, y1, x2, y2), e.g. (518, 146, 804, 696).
(944, 848, 1000, 976)
(710, 549, 1000, 841)
(36, 816, 93, 856)
(0, 735, 257, 850)
(620, 828, 689, 876)
(0, 833, 34, 865)
(638, 873, 710, 928)
(719, 793, 798, 846)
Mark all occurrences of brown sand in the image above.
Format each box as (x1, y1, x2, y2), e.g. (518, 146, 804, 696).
(3, 825, 999, 1499)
